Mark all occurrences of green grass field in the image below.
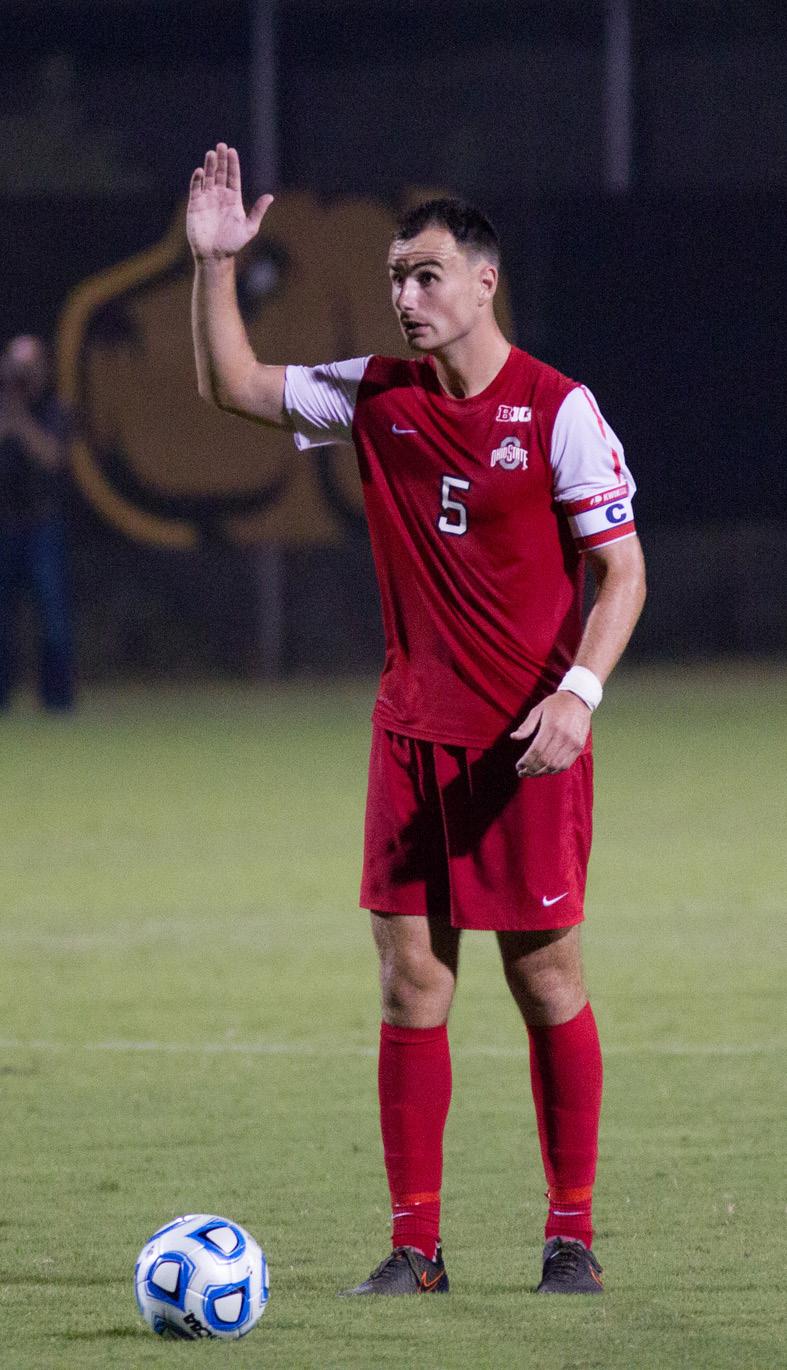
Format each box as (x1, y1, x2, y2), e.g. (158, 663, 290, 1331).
(1, 665, 785, 1369)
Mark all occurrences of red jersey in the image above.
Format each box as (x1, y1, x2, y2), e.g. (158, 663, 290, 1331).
(284, 346, 636, 747)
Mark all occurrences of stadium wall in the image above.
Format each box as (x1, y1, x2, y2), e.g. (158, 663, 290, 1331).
(1, 0, 784, 679)
(1, 190, 784, 678)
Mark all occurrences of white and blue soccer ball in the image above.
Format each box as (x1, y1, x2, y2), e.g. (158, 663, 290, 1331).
(135, 1213, 269, 1340)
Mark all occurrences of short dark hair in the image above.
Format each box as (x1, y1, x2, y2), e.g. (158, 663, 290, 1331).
(393, 198, 501, 266)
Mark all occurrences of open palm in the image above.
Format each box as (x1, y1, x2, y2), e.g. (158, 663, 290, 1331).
(187, 143, 273, 261)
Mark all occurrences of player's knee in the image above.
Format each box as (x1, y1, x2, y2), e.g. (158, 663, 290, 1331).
(504, 958, 582, 1018)
(380, 945, 452, 1019)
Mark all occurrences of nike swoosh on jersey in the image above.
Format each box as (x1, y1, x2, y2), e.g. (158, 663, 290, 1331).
(542, 892, 569, 906)
(392, 424, 418, 434)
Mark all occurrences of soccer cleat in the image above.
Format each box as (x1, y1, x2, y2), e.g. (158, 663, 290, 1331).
(339, 1244, 449, 1296)
(536, 1237, 604, 1294)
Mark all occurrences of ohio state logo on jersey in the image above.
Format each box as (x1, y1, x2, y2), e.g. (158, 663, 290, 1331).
(490, 434, 528, 470)
(496, 404, 531, 423)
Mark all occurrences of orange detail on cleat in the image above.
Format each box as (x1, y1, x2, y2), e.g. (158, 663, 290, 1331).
(419, 1268, 446, 1291)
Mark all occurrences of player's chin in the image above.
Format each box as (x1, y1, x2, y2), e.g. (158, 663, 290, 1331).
(402, 326, 432, 351)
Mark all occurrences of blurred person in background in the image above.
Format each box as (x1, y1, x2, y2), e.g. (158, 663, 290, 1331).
(0, 334, 75, 711)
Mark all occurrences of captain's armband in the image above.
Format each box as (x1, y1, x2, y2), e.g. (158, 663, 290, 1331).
(562, 485, 636, 552)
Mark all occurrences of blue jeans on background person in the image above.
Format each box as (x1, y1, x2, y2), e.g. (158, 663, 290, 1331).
(0, 516, 75, 710)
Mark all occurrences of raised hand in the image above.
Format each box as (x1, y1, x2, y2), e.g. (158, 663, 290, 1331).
(187, 143, 273, 262)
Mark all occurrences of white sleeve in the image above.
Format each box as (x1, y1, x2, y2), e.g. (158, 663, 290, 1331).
(283, 356, 372, 450)
(551, 386, 637, 551)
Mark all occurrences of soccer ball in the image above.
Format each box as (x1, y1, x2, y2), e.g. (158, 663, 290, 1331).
(135, 1213, 269, 1340)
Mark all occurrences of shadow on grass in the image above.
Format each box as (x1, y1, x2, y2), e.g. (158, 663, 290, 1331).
(1, 1274, 121, 1286)
(59, 1326, 147, 1342)
(484, 1282, 538, 1296)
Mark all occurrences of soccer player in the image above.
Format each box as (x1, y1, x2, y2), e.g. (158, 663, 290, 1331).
(188, 143, 646, 1296)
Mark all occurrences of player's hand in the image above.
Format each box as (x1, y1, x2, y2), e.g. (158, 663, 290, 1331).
(187, 143, 273, 262)
(511, 692, 591, 777)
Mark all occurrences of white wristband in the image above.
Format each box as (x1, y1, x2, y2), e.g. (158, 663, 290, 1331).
(557, 666, 603, 712)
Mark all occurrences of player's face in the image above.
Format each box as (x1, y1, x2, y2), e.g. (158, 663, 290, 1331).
(387, 228, 494, 353)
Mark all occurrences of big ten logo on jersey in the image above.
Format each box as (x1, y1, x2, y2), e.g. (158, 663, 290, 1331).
(490, 435, 528, 471)
(57, 190, 514, 550)
(495, 404, 531, 423)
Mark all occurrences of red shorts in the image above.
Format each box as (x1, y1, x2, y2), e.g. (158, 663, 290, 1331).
(360, 725, 593, 932)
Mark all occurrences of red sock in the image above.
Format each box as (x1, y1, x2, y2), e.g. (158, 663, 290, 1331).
(378, 1021, 451, 1261)
(527, 1001, 603, 1249)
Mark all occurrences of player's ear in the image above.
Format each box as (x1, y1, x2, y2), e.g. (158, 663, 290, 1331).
(477, 262, 498, 306)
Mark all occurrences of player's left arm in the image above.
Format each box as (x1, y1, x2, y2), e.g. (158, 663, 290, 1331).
(512, 535, 646, 776)
(513, 382, 646, 775)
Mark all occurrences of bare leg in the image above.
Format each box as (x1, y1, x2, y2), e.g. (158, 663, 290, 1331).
(497, 925, 585, 1026)
(371, 910, 461, 1027)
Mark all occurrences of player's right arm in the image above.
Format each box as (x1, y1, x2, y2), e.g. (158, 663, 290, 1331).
(188, 143, 289, 427)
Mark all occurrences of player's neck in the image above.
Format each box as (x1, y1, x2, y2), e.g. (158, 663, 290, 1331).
(430, 325, 511, 400)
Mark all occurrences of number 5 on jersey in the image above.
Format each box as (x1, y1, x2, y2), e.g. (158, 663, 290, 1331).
(438, 475, 471, 536)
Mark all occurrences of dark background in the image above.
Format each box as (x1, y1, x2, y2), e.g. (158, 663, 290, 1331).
(2, 0, 785, 678)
